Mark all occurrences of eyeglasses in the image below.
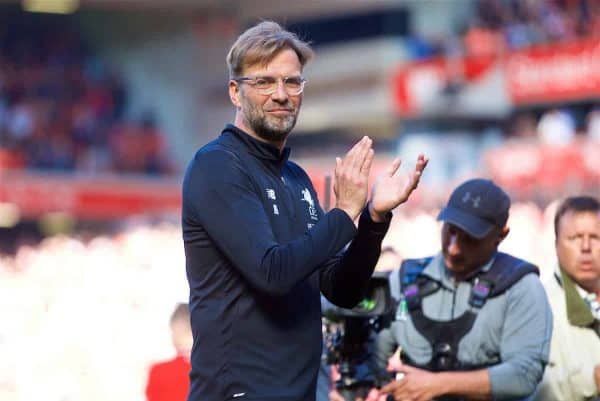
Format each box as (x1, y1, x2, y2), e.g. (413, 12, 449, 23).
(232, 75, 307, 95)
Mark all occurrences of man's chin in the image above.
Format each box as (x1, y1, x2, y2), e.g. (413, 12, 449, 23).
(256, 127, 291, 143)
(444, 257, 467, 274)
(446, 265, 466, 275)
(574, 270, 600, 285)
(257, 122, 295, 142)
(268, 116, 296, 131)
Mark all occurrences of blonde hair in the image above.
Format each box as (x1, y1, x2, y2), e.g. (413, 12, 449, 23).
(170, 303, 190, 326)
(226, 20, 314, 78)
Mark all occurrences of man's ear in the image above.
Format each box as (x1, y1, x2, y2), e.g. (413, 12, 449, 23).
(497, 226, 510, 244)
(229, 80, 241, 108)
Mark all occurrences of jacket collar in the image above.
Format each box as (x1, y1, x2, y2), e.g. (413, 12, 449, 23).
(221, 124, 291, 168)
(422, 253, 495, 290)
(555, 266, 596, 328)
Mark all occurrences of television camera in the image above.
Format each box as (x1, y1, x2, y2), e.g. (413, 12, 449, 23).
(322, 272, 396, 401)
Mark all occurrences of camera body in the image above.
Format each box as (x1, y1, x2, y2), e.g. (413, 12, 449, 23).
(322, 272, 396, 401)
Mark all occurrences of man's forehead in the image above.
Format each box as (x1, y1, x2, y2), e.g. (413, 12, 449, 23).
(242, 49, 302, 75)
(444, 222, 500, 241)
(561, 209, 600, 221)
(444, 222, 477, 239)
(559, 210, 600, 231)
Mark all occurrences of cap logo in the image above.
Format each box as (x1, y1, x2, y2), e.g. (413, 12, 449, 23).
(462, 192, 481, 208)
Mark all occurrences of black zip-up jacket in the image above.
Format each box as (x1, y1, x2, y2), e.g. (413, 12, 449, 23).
(182, 125, 391, 401)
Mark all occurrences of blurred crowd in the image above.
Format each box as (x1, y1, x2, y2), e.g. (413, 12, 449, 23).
(0, 224, 187, 401)
(466, 0, 600, 55)
(0, 200, 561, 401)
(394, 106, 600, 209)
(484, 107, 600, 202)
(510, 107, 600, 144)
(407, 0, 600, 60)
(0, 16, 173, 175)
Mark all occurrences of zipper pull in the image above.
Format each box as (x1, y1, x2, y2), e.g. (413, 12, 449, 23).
(396, 294, 408, 321)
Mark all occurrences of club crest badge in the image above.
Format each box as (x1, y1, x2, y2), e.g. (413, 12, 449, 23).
(301, 188, 319, 221)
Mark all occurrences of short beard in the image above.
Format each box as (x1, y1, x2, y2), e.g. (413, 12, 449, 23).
(241, 90, 298, 143)
(248, 113, 296, 143)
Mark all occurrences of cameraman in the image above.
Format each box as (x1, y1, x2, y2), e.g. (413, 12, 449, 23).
(370, 179, 553, 401)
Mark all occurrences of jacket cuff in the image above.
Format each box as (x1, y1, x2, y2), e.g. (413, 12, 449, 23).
(359, 207, 392, 235)
(328, 207, 359, 234)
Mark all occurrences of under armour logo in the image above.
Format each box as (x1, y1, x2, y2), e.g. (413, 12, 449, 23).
(462, 192, 481, 208)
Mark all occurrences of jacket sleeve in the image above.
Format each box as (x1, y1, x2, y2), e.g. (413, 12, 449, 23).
(373, 325, 399, 373)
(536, 332, 599, 401)
(319, 208, 391, 308)
(535, 277, 599, 401)
(183, 148, 357, 296)
(487, 274, 554, 399)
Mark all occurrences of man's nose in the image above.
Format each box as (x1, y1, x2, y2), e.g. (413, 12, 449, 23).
(446, 234, 461, 256)
(270, 80, 289, 102)
(581, 235, 592, 252)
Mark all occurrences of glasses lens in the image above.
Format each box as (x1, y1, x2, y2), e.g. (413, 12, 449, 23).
(284, 77, 304, 94)
(254, 77, 275, 92)
(241, 76, 305, 95)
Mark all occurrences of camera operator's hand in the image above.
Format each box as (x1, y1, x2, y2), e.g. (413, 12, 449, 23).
(334, 136, 374, 221)
(387, 350, 403, 372)
(328, 389, 345, 401)
(379, 364, 444, 401)
(368, 155, 428, 223)
(364, 387, 388, 401)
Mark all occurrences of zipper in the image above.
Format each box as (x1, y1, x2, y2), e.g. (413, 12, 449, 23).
(450, 281, 458, 318)
(280, 172, 297, 218)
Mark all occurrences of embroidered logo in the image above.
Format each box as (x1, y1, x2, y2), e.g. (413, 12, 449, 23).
(301, 188, 314, 207)
(301, 188, 319, 221)
(462, 192, 481, 208)
(266, 188, 276, 200)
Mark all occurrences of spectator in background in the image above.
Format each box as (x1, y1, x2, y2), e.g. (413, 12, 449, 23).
(539, 0, 575, 42)
(535, 196, 600, 401)
(138, 112, 172, 174)
(503, 0, 545, 50)
(537, 108, 576, 146)
(464, 19, 505, 57)
(510, 112, 538, 142)
(369, 178, 552, 401)
(145, 303, 192, 401)
(590, 0, 600, 36)
(586, 108, 600, 141)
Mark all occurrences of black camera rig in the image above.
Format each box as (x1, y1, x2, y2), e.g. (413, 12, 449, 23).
(322, 272, 396, 401)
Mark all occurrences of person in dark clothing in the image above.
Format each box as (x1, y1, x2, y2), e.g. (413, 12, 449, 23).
(181, 21, 428, 401)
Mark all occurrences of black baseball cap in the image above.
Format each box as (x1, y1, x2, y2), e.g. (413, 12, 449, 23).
(437, 178, 511, 239)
